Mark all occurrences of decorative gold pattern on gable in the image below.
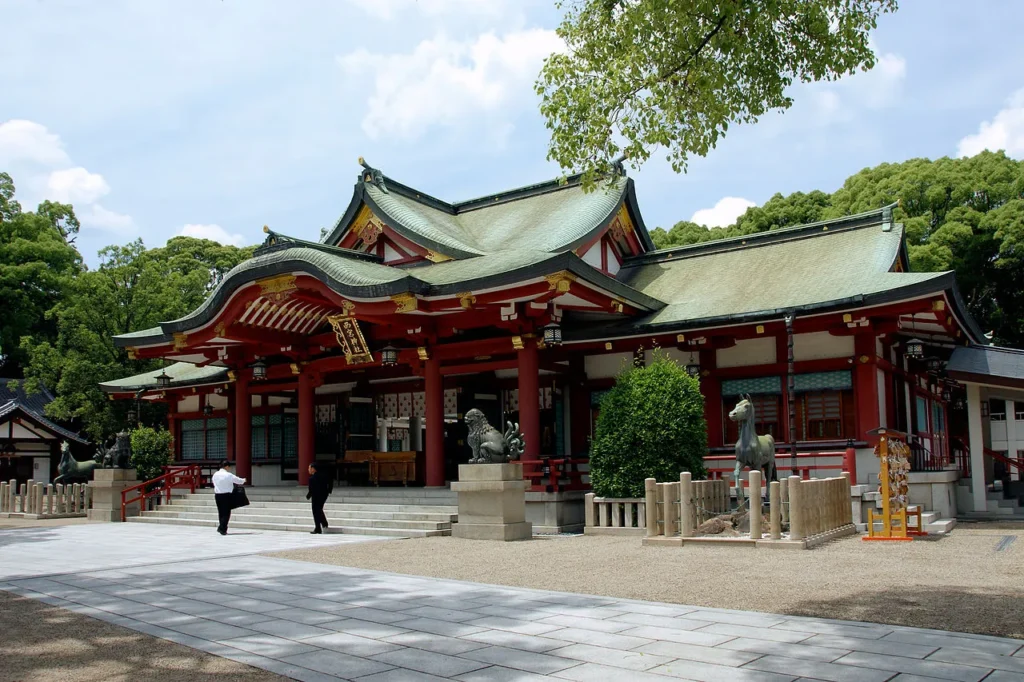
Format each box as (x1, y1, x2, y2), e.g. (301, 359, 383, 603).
(214, 322, 228, 338)
(172, 332, 188, 350)
(457, 292, 477, 310)
(545, 271, 577, 293)
(425, 250, 452, 263)
(126, 347, 138, 360)
(391, 293, 418, 313)
(892, 258, 904, 273)
(607, 204, 635, 243)
(257, 274, 297, 303)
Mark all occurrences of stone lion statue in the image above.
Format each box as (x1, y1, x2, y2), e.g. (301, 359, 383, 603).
(465, 408, 525, 464)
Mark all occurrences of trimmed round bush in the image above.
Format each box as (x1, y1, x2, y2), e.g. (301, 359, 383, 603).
(589, 350, 708, 498)
(129, 426, 173, 482)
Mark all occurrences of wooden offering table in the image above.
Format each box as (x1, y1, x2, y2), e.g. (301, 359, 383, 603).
(341, 450, 416, 486)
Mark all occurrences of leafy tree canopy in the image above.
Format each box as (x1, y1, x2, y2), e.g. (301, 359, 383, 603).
(651, 151, 1024, 346)
(0, 173, 83, 373)
(538, 0, 897, 188)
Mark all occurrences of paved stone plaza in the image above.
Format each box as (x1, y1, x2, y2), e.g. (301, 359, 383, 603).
(1, 525, 1023, 682)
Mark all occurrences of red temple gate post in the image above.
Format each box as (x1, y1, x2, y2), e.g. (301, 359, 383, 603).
(518, 337, 540, 462)
(234, 374, 251, 482)
(425, 354, 444, 487)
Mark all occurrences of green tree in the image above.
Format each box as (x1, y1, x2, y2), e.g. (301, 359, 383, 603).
(537, 0, 898, 187)
(0, 173, 83, 374)
(129, 426, 173, 481)
(590, 350, 708, 498)
(21, 236, 254, 440)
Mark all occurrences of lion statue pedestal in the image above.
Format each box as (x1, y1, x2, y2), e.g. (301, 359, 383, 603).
(88, 468, 139, 522)
(451, 463, 532, 541)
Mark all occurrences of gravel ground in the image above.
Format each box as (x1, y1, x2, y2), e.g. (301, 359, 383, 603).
(272, 525, 1024, 640)
(0, 590, 286, 682)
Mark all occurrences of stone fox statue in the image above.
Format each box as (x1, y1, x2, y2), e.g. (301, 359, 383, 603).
(465, 408, 526, 463)
(54, 441, 101, 484)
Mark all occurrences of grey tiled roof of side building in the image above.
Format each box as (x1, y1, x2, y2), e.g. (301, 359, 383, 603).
(947, 345, 1024, 382)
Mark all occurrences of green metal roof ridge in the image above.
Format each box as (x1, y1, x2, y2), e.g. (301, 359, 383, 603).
(626, 203, 899, 266)
(257, 228, 383, 262)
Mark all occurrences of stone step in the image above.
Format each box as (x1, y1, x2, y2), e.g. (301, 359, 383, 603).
(160, 504, 456, 522)
(126, 516, 447, 537)
(194, 488, 457, 500)
(191, 494, 458, 506)
(986, 500, 1020, 514)
(858, 517, 956, 536)
(176, 493, 456, 509)
(140, 510, 452, 531)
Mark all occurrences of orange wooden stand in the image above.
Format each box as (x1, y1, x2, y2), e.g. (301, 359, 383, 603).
(863, 428, 915, 542)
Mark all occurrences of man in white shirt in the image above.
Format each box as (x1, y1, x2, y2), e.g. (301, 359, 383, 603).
(212, 460, 246, 535)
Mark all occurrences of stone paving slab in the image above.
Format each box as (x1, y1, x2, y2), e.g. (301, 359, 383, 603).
(2, 524, 1023, 681)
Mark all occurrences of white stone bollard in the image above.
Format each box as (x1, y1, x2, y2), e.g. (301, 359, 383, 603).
(788, 476, 804, 541)
(0, 482, 7, 513)
(680, 472, 693, 538)
(662, 482, 679, 536)
(644, 478, 658, 537)
(749, 470, 762, 540)
(584, 492, 596, 528)
(769, 480, 781, 540)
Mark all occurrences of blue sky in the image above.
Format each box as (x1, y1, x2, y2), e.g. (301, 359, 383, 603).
(3, 0, 1023, 267)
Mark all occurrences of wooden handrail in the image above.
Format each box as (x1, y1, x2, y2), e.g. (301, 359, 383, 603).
(121, 464, 201, 522)
(521, 458, 589, 493)
(984, 447, 1024, 474)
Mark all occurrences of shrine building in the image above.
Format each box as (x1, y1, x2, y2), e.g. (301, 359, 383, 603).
(101, 160, 1014, 520)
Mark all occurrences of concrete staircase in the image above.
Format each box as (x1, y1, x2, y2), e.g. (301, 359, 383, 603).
(855, 489, 957, 535)
(962, 490, 1024, 521)
(126, 486, 458, 537)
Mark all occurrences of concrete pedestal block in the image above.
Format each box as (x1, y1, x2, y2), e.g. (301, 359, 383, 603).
(451, 463, 532, 541)
(88, 468, 140, 522)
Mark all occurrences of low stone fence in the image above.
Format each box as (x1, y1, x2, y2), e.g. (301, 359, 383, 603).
(0, 479, 92, 518)
(639, 471, 856, 549)
(583, 496, 646, 535)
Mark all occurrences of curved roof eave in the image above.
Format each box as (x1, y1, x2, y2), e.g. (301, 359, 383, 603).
(362, 191, 482, 261)
(321, 181, 368, 247)
(565, 271, 961, 342)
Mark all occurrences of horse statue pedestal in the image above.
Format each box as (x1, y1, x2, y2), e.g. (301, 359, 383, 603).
(451, 463, 532, 541)
(88, 468, 139, 522)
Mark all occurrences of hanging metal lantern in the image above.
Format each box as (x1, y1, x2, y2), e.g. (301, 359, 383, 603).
(941, 388, 951, 402)
(155, 368, 171, 388)
(126, 408, 137, 425)
(381, 345, 399, 367)
(542, 322, 563, 347)
(203, 404, 214, 416)
(905, 338, 924, 358)
(685, 351, 701, 377)
(251, 359, 267, 380)
(926, 357, 941, 372)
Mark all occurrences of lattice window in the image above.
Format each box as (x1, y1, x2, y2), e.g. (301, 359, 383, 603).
(803, 391, 842, 440)
(251, 415, 267, 458)
(989, 399, 1007, 421)
(252, 413, 297, 460)
(206, 418, 227, 460)
(180, 417, 226, 461)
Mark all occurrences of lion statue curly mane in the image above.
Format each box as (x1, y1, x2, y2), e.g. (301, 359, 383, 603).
(465, 408, 525, 464)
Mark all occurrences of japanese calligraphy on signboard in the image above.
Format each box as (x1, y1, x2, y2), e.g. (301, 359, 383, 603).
(327, 314, 373, 365)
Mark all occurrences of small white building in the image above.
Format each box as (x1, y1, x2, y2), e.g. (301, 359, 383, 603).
(0, 379, 90, 485)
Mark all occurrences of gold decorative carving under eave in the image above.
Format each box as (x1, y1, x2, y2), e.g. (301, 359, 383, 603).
(457, 292, 477, 310)
(227, 370, 237, 382)
(257, 274, 297, 303)
(425, 250, 452, 263)
(755, 325, 765, 334)
(617, 204, 635, 233)
(214, 322, 228, 338)
(126, 347, 138, 360)
(512, 335, 525, 350)
(391, 293, 418, 313)
(545, 271, 577, 293)
(290, 363, 301, 375)
(417, 347, 430, 361)
(610, 298, 624, 313)
(932, 300, 946, 311)
(173, 332, 188, 350)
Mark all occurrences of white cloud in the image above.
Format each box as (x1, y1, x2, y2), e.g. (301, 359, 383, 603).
(177, 223, 247, 247)
(690, 197, 756, 228)
(0, 119, 71, 166)
(957, 88, 1024, 158)
(808, 40, 906, 124)
(346, 0, 515, 21)
(81, 204, 136, 233)
(339, 28, 563, 140)
(0, 119, 134, 233)
(46, 167, 111, 204)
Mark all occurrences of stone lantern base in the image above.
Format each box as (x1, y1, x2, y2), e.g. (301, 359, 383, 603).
(88, 468, 139, 522)
(451, 463, 532, 541)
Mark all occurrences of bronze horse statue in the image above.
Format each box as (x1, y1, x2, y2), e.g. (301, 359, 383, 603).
(54, 441, 101, 483)
(728, 395, 778, 494)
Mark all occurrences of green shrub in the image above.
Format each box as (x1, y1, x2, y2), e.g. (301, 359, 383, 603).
(589, 349, 708, 498)
(129, 426, 173, 482)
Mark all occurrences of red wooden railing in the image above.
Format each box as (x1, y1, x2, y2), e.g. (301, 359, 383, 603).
(951, 437, 971, 478)
(522, 458, 589, 493)
(703, 448, 857, 484)
(984, 446, 1024, 476)
(121, 464, 202, 522)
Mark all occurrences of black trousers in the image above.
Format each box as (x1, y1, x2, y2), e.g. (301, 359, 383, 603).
(311, 496, 328, 531)
(215, 493, 232, 533)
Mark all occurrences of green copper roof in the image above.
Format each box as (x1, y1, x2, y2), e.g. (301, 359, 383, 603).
(618, 218, 948, 327)
(364, 176, 628, 257)
(99, 362, 228, 392)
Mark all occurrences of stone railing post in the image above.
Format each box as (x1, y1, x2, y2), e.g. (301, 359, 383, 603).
(749, 470, 762, 540)
(769, 480, 781, 539)
(788, 475, 804, 541)
(584, 492, 596, 528)
(644, 478, 658, 537)
(781, 477, 789, 525)
(841, 471, 852, 525)
(680, 472, 693, 537)
(662, 482, 678, 536)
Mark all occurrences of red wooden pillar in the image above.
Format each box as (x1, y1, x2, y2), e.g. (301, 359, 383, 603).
(568, 355, 589, 456)
(226, 390, 235, 462)
(518, 338, 541, 461)
(167, 397, 178, 460)
(298, 371, 315, 486)
(234, 375, 251, 482)
(699, 349, 723, 448)
(854, 332, 880, 442)
(425, 355, 444, 487)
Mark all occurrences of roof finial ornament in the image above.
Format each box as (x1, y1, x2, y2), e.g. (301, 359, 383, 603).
(359, 157, 388, 194)
(611, 152, 629, 176)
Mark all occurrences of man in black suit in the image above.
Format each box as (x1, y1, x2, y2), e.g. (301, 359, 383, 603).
(306, 461, 333, 534)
